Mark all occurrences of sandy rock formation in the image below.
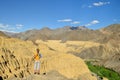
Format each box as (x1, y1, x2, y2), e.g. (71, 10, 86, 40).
(0, 37, 97, 80)
(38, 40, 120, 74)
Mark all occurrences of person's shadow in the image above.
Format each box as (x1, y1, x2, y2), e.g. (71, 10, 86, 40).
(0, 76, 3, 80)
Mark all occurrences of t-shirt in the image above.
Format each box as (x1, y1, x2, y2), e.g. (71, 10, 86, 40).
(34, 52, 40, 61)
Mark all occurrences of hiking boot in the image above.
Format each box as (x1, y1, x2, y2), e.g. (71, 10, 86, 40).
(43, 73, 46, 75)
(34, 72, 36, 74)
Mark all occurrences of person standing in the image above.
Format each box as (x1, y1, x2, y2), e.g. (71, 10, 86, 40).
(33, 48, 42, 74)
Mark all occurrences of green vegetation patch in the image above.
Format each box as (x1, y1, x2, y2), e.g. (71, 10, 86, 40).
(86, 61, 120, 80)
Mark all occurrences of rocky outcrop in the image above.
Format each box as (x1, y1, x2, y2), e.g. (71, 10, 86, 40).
(0, 48, 32, 79)
(39, 40, 120, 75)
(0, 37, 97, 80)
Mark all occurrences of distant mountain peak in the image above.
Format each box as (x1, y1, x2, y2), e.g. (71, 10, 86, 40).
(62, 26, 71, 29)
(70, 26, 88, 30)
(41, 27, 52, 30)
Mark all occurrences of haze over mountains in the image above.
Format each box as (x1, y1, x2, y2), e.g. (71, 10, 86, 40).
(6, 24, 119, 43)
(7, 25, 102, 42)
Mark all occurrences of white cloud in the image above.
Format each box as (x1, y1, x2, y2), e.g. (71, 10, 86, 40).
(16, 24, 24, 29)
(57, 19, 81, 25)
(0, 23, 23, 32)
(0, 24, 9, 29)
(93, 1, 110, 7)
(91, 20, 99, 24)
(87, 1, 110, 8)
(85, 20, 100, 26)
(71, 21, 80, 24)
(57, 19, 72, 22)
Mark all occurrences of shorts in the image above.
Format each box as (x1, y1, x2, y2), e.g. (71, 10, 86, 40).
(34, 61, 40, 70)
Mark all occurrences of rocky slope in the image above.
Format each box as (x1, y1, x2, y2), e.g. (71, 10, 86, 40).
(0, 31, 9, 38)
(98, 24, 120, 43)
(0, 36, 97, 80)
(37, 39, 120, 74)
(100, 24, 120, 73)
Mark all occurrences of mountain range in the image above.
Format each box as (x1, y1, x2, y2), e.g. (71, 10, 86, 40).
(5, 24, 119, 43)
(5, 26, 102, 42)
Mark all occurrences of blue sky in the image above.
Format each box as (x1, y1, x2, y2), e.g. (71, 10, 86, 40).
(0, 0, 120, 32)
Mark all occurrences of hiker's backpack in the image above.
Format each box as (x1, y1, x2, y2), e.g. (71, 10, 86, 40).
(39, 53, 42, 58)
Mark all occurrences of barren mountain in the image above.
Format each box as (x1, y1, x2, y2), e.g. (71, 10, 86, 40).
(4, 24, 120, 43)
(98, 24, 120, 43)
(0, 31, 9, 38)
(10, 26, 104, 42)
